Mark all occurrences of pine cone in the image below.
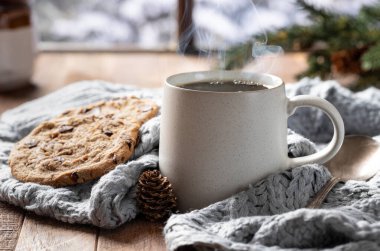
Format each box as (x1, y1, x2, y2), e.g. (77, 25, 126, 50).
(137, 169, 177, 221)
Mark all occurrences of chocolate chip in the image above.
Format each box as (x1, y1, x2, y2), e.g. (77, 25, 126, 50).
(59, 125, 74, 133)
(112, 154, 118, 164)
(103, 129, 113, 137)
(59, 148, 73, 155)
(126, 139, 133, 149)
(71, 172, 79, 182)
(83, 107, 91, 113)
(25, 139, 38, 149)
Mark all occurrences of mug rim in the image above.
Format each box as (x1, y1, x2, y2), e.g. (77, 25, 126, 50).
(166, 70, 284, 94)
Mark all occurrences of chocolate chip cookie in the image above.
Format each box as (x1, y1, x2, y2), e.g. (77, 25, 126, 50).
(9, 97, 158, 187)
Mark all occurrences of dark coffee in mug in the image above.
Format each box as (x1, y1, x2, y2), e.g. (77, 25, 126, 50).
(178, 80, 268, 92)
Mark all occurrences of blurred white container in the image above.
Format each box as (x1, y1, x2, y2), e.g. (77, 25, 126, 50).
(0, 2, 34, 91)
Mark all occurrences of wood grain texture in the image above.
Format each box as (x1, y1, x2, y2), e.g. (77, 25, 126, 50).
(0, 52, 211, 114)
(32, 52, 212, 92)
(97, 217, 166, 251)
(0, 202, 24, 251)
(0, 52, 307, 114)
(15, 214, 97, 251)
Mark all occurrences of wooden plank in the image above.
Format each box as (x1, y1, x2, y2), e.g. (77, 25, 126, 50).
(0, 202, 24, 251)
(97, 217, 166, 251)
(15, 213, 97, 251)
(0, 52, 307, 114)
(0, 52, 211, 114)
(32, 52, 211, 91)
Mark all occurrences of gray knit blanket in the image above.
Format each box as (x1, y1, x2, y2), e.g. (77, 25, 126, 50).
(0, 78, 379, 250)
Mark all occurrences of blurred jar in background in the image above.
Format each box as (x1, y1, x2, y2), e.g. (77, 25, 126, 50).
(0, 0, 34, 91)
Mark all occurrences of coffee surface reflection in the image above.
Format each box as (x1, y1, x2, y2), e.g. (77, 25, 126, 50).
(178, 80, 269, 92)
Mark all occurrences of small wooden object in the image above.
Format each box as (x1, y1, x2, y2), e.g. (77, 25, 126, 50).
(137, 170, 177, 221)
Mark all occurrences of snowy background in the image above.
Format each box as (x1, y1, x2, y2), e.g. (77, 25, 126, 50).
(32, 0, 378, 50)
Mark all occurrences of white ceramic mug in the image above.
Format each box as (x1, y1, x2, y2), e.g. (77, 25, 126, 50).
(159, 71, 344, 211)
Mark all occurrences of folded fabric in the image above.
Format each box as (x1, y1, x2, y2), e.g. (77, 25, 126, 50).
(0, 79, 379, 251)
(0, 81, 162, 228)
(287, 78, 380, 143)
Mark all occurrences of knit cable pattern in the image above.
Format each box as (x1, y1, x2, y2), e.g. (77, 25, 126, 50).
(165, 78, 380, 250)
(0, 79, 379, 250)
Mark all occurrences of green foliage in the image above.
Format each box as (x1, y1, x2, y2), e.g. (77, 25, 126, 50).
(361, 43, 380, 71)
(224, 0, 380, 87)
(296, 1, 380, 48)
(222, 43, 252, 70)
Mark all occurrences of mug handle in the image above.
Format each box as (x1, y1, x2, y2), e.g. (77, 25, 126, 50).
(287, 95, 345, 168)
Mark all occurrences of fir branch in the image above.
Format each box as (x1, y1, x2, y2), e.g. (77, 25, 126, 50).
(223, 1, 380, 86)
(222, 43, 252, 70)
(361, 43, 380, 71)
(296, 0, 329, 21)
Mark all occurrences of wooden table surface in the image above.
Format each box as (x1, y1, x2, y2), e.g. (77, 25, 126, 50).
(0, 52, 307, 251)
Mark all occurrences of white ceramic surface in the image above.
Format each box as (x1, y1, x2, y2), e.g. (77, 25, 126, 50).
(0, 27, 34, 91)
(159, 71, 345, 211)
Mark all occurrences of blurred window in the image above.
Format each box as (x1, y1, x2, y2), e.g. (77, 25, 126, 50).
(31, 0, 332, 52)
(32, 0, 178, 51)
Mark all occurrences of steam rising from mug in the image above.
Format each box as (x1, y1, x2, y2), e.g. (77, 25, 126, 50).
(178, 0, 284, 73)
